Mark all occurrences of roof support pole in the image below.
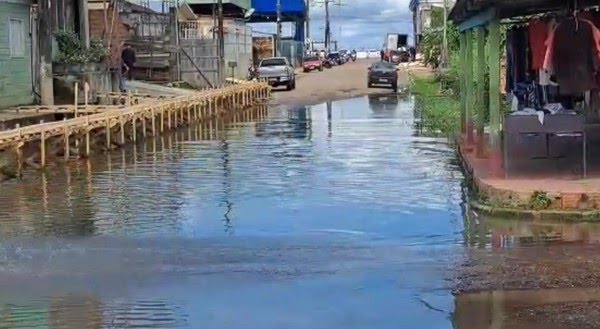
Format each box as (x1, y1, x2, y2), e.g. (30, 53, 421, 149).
(459, 32, 466, 136)
(465, 28, 474, 145)
(475, 26, 487, 158)
(488, 17, 502, 175)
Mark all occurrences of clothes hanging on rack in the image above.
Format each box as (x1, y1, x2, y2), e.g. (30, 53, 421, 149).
(551, 18, 600, 95)
(506, 27, 529, 93)
(528, 19, 549, 70)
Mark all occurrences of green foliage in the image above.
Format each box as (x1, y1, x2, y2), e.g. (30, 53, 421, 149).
(412, 77, 461, 137)
(528, 191, 552, 210)
(88, 39, 110, 63)
(54, 30, 109, 64)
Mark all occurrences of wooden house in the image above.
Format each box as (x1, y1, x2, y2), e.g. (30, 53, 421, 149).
(0, 0, 35, 108)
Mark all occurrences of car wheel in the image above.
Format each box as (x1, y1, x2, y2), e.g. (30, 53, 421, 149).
(368, 81, 372, 88)
(391, 83, 398, 93)
(303, 69, 309, 73)
(318, 66, 323, 71)
(287, 81, 293, 91)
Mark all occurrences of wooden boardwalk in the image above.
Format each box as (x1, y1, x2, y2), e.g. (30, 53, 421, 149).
(0, 82, 271, 178)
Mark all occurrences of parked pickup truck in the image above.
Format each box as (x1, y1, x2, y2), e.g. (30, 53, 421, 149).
(257, 57, 296, 91)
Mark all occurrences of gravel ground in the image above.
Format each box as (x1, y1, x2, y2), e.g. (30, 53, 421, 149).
(271, 59, 409, 106)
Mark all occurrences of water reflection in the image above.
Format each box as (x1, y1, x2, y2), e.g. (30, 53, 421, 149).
(0, 97, 467, 328)
(0, 294, 185, 328)
(463, 213, 600, 249)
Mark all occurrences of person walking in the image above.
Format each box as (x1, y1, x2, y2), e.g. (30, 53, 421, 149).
(380, 49, 385, 61)
(121, 43, 136, 81)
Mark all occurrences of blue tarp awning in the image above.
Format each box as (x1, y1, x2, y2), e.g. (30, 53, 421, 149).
(251, 0, 306, 18)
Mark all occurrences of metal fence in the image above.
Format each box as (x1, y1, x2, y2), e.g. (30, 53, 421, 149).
(279, 40, 304, 67)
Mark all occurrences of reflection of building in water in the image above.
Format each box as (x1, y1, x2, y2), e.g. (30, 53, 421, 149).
(463, 213, 600, 249)
(0, 163, 98, 237)
(255, 106, 311, 140)
(50, 294, 103, 329)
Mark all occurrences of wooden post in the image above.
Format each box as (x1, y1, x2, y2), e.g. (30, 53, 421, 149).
(15, 124, 23, 177)
(84, 82, 89, 106)
(85, 116, 91, 156)
(142, 113, 147, 137)
(459, 32, 466, 136)
(119, 113, 125, 143)
(105, 113, 111, 149)
(132, 116, 137, 142)
(152, 107, 156, 135)
(488, 18, 502, 175)
(74, 82, 79, 118)
(168, 105, 172, 129)
(63, 118, 70, 161)
(476, 26, 487, 158)
(40, 120, 46, 168)
(465, 29, 475, 145)
(160, 107, 165, 133)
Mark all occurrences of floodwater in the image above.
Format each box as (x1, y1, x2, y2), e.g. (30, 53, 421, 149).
(1, 93, 598, 328)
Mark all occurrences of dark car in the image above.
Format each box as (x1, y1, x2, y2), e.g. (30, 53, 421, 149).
(388, 49, 410, 64)
(327, 52, 343, 65)
(367, 62, 399, 92)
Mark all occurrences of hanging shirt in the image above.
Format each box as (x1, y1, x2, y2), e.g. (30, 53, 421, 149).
(528, 19, 549, 70)
(552, 18, 599, 95)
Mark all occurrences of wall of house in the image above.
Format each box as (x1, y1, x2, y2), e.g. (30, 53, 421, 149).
(0, 1, 34, 108)
(89, 9, 132, 66)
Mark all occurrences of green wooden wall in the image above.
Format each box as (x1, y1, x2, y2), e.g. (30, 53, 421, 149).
(0, 1, 34, 109)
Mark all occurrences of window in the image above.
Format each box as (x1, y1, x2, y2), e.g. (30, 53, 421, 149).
(9, 18, 25, 58)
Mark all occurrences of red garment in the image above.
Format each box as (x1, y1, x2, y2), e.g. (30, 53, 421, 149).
(528, 19, 549, 70)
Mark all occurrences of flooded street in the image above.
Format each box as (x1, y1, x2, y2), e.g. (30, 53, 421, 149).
(2, 93, 600, 328)
(0, 94, 466, 328)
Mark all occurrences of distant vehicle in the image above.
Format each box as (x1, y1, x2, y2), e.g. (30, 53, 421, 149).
(257, 57, 296, 91)
(327, 52, 343, 65)
(302, 55, 323, 72)
(384, 33, 409, 61)
(339, 49, 352, 63)
(367, 49, 380, 59)
(388, 49, 410, 64)
(356, 50, 368, 59)
(367, 61, 399, 92)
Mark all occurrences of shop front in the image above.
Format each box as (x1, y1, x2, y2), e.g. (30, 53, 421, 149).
(450, 0, 600, 211)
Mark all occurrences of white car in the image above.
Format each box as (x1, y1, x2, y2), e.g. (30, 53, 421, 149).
(356, 51, 368, 59)
(368, 49, 380, 58)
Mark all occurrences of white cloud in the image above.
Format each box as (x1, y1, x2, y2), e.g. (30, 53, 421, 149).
(250, 0, 414, 49)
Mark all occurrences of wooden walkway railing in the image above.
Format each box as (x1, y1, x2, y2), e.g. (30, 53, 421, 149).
(0, 82, 271, 177)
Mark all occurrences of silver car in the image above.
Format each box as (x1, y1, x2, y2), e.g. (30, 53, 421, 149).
(257, 57, 296, 91)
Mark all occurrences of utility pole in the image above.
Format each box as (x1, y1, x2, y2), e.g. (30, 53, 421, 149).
(38, 0, 54, 105)
(217, 0, 225, 82)
(324, 0, 330, 52)
(276, 0, 282, 56)
(305, 0, 310, 41)
(441, 0, 449, 68)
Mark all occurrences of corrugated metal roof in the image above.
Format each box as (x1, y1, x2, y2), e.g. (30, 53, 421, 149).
(251, 0, 305, 16)
(450, 0, 600, 23)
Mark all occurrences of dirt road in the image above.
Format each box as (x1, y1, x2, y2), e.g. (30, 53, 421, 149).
(271, 59, 409, 106)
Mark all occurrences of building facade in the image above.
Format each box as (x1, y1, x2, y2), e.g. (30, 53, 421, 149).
(0, 0, 35, 108)
(409, 0, 455, 49)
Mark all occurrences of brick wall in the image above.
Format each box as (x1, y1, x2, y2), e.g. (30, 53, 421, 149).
(89, 8, 132, 66)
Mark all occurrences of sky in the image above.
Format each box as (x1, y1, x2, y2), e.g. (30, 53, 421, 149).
(144, 0, 414, 49)
(250, 0, 414, 49)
